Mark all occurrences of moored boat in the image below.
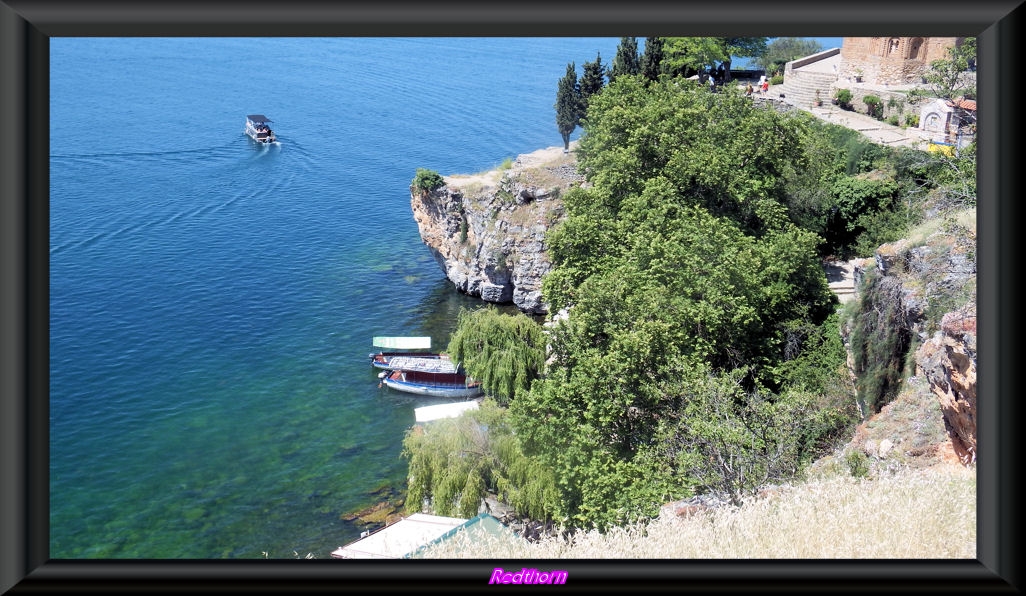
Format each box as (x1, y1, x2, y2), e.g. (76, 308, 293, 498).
(380, 369, 483, 398)
(245, 114, 276, 144)
(377, 355, 483, 398)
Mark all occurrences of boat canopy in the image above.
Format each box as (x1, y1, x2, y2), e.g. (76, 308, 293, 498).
(373, 336, 432, 350)
(247, 114, 272, 124)
(387, 356, 458, 374)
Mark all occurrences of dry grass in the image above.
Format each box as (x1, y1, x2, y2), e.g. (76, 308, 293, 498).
(415, 465, 975, 559)
(904, 206, 975, 247)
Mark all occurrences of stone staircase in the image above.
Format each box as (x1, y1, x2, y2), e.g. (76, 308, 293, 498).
(824, 260, 857, 304)
(780, 70, 839, 109)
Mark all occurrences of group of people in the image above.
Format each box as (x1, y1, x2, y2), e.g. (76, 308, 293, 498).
(744, 75, 771, 97)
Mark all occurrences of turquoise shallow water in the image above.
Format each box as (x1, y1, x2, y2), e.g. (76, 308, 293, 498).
(48, 37, 622, 558)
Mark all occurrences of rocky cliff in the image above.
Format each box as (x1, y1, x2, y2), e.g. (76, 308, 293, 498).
(409, 146, 583, 314)
(845, 212, 977, 468)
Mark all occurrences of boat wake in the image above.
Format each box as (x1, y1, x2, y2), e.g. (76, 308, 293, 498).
(50, 135, 314, 258)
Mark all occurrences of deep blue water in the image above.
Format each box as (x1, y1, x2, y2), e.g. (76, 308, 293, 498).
(49, 37, 623, 559)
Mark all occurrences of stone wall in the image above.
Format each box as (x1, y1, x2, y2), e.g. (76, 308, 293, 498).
(832, 86, 916, 122)
(839, 37, 963, 85)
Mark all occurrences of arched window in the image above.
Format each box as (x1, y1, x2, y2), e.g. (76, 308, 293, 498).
(887, 37, 901, 56)
(908, 38, 924, 60)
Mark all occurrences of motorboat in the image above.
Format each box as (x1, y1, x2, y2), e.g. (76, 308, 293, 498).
(245, 114, 276, 144)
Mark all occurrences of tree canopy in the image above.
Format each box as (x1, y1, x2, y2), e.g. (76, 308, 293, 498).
(523, 77, 849, 528)
(446, 306, 546, 406)
(756, 37, 823, 75)
(579, 53, 607, 111)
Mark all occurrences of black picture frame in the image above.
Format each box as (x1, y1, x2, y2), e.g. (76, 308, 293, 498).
(2, 1, 1020, 593)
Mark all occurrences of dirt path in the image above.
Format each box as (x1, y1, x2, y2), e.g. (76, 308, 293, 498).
(444, 143, 577, 190)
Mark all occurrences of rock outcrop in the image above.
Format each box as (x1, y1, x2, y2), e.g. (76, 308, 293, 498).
(410, 146, 583, 314)
(915, 303, 977, 464)
(846, 219, 977, 467)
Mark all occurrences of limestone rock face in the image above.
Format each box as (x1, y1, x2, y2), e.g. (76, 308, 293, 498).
(915, 303, 977, 465)
(409, 146, 582, 314)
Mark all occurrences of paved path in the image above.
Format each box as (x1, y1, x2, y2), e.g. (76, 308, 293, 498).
(740, 80, 937, 150)
(799, 102, 935, 149)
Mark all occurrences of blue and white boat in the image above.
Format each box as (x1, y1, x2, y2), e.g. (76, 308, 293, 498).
(377, 355, 483, 398)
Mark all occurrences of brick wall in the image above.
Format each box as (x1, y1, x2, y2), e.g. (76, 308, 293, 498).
(838, 37, 962, 85)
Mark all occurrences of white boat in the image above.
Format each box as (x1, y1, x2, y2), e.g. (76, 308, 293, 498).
(245, 114, 276, 144)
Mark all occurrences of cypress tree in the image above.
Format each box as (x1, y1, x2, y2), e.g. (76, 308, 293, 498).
(579, 52, 607, 111)
(554, 61, 582, 152)
(609, 36, 640, 83)
(639, 36, 665, 81)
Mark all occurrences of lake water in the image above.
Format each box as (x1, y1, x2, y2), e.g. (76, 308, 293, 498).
(49, 37, 623, 559)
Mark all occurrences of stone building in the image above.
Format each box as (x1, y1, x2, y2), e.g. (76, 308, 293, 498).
(838, 37, 966, 85)
(780, 36, 976, 141)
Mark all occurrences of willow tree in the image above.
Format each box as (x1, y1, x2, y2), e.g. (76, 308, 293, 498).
(402, 398, 559, 520)
(446, 306, 546, 406)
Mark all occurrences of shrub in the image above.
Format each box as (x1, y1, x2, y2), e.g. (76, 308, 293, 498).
(411, 168, 445, 194)
(887, 115, 900, 127)
(770, 74, 784, 85)
(904, 113, 920, 128)
(862, 95, 882, 119)
(834, 88, 853, 110)
(846, 449, 870, 478)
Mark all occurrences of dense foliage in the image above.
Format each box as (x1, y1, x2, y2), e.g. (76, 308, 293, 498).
(405, 37, 976, 532)
(446, 306, 546, 406)
(522, 76, 854, 528)
(579, 53, 607, 112)
(402, 398, 558, 520)
(608, 37, 640, 83)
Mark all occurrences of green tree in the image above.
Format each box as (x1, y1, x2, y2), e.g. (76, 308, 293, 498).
(446, 306, 546, 406)
(411, 168, 445, 194)
(512, 74, 849, 528)
(756, 37, 822, 75)
(719, 37, 769, 82)
(402, 398, 558, 520)
(639, 36, 665, 81)
(554, 61, 582, 152)
(579, 53, 607, 112)
(651, 366, 845, 506)
(919, 37, 976, 103)
(661, 37, 727, 81)
(608, 36, 640, 83)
